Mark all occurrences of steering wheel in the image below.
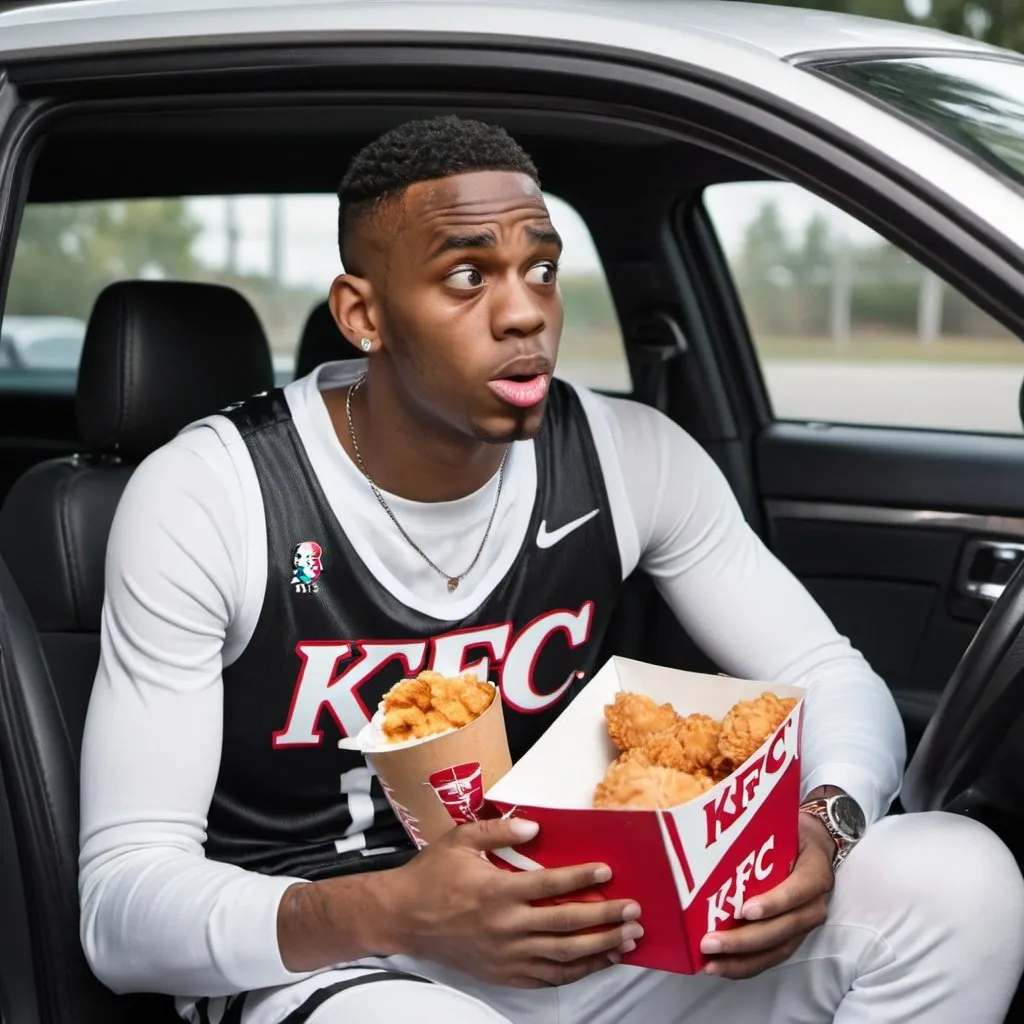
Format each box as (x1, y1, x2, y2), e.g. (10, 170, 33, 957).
(902, 557, 1024, 815)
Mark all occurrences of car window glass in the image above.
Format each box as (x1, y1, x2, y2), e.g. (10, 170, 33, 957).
(3, 193, 628, 394)
(811, 56, 1024, 189)
(703, 181, 1024, 435)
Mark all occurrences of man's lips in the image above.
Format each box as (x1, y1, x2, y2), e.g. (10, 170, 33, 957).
(489, 354, 553, 409)
(488, 374, 550, 409)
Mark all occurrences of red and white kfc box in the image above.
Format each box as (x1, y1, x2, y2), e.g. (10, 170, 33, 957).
(483, 657, 804, 975)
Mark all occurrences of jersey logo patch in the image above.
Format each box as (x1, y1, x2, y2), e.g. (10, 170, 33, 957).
(291, 541, 323, 593)
(536, 509, 599, 549)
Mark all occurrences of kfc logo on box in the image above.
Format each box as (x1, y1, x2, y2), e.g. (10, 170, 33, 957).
(483, 657, 804, 975)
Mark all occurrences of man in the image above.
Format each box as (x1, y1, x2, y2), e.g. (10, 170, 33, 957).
(79, 116, 1024, 1024)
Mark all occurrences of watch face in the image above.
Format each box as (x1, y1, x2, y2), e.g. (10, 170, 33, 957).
(829, 795, 866, 841)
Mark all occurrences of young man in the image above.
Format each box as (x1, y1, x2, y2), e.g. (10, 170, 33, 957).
(79, 117, 1024, 1024)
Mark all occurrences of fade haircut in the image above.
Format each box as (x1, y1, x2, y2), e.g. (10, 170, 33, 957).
(337, 115, 540, 270)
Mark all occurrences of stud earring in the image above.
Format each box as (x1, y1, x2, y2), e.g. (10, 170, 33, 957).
(360, 338, 372, 352)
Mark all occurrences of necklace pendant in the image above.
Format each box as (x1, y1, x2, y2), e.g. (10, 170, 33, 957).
(447, 577, 460, 593)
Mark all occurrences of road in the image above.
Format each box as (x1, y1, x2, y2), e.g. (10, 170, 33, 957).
(762, 361, 1024, 434)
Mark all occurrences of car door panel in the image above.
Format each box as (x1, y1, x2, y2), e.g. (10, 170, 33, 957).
(759, 422, 1024, 748)
(760, 423, 1024, 513)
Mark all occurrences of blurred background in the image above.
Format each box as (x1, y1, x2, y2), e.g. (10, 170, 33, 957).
(2, 0, 1022, 432)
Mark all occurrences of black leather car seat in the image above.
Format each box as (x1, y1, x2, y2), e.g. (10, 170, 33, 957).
(0, 280, 274, 1024)
(294, 299, 358, 378)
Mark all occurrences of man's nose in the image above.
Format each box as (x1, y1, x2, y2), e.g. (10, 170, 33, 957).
(493, 273, 545, 339)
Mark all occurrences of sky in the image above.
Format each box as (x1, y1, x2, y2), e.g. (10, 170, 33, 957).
(187, 183, 881, 289)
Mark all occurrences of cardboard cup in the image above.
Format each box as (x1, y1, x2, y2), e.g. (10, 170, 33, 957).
(339, 682, 512, 847)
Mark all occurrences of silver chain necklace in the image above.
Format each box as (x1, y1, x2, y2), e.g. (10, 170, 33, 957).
(346, 374, 508, 593)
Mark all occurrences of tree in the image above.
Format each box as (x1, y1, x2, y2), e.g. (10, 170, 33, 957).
(754, 0, 1024, 50)
(929, 0, 1024, 51)
(5, 199, 202, 320)
(789, 213, 833, 335)
(736, 201, 797, 335)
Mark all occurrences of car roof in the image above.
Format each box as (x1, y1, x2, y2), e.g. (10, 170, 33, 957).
(0, 0, 1002, 63)
(7, 0, 1023, 257)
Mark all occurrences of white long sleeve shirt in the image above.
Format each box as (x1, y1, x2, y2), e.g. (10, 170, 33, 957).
(78, 360, 905, 999)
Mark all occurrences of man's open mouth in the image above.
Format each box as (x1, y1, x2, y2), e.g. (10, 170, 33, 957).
(488, 373, 550, 409)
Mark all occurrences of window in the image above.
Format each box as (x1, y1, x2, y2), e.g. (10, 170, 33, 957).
(811, 56, 1024, 189)
(2, 192, 627, 393)
(704, 181, 1024, 434)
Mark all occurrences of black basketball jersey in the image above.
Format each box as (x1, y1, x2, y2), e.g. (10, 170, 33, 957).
(203, 379, 623, 880)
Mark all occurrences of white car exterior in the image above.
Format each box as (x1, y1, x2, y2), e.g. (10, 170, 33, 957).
(0, 0, 1021, 255)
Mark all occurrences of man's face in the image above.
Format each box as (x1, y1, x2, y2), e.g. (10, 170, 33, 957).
(353, 170, 564, 444)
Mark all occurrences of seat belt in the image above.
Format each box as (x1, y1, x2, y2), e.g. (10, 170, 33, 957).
(625, 309, 688, 412)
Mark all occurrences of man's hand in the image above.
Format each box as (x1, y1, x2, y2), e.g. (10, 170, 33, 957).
(698, 813, 834, 980)
(380, 817, 644, 989)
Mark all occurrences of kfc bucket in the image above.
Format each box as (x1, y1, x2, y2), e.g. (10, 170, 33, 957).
(339, 672, 512, 846)
(483, 657, 804, 975)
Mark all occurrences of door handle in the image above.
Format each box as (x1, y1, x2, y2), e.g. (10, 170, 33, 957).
(958, 540, 1024, 602)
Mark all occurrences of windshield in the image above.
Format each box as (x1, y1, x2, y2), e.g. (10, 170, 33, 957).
(812, 56, 1024, 188)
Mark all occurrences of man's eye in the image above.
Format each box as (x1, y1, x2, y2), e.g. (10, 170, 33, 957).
(525, 261, 558, 286)
(447, 267, 484, 290)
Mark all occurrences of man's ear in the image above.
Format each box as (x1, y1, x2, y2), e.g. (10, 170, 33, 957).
(329, 274, 381, 355)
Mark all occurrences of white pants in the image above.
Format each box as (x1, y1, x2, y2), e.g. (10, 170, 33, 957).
(232, 812, 1024, 1024)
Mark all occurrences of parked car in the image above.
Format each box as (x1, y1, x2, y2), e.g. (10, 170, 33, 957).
(0, 1, 1022, 1022)
(0, 315, 84, 369)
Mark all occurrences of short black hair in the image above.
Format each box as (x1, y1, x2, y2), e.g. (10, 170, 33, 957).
(337, 115, 540, 269)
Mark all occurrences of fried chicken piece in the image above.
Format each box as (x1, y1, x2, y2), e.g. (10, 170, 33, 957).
(381, 671, 496, 743)
(718, 692, 798, 766)
(675, 713, 722, 770)
(383, 676, 434, 712)
(381, 705, 429, 744)
(707, 753, 735, 782)
(614, 747, 652, 768)
(459, 679, 494, 717)
(425, 673, 493, 727)
(604, 692, 681, 750)
(594, 758, 713, 810)
(640, 713, 722, 776)
(423, 709, 455, 737)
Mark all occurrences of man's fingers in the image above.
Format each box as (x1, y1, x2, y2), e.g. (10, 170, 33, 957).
(527, 897, 641, 934)
(507, 863, 619, 903)
(701, 898, 827, 958)
(740, 848, 833, 922)
(704, 935, 805, 981)
(524, 920, 644, 964)
(447, 816, 541, 853)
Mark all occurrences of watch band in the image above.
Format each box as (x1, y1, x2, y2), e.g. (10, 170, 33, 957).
(799, 796, 858, 871)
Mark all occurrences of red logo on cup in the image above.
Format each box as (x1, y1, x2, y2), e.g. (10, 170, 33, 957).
(427, 761, 485, 824)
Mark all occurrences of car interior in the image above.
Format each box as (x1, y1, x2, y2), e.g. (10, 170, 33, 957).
(1, 51, 1024, 1024)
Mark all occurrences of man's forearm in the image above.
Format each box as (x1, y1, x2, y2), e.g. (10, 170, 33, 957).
(277, 869, 406, 972)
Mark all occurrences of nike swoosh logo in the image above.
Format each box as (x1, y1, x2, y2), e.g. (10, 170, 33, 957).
(536, 509, 600, 549)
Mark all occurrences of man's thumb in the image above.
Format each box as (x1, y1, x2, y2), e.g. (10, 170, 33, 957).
(448, 816, 540, 852)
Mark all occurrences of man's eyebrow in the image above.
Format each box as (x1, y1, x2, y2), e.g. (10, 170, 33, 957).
(430, 231, 497, 259)
(526, 225, 563, 250)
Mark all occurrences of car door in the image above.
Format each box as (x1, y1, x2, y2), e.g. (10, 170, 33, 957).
(690, 164, 1024, 757)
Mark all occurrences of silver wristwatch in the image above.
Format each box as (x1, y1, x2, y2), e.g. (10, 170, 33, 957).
(798, 793, 866, 871)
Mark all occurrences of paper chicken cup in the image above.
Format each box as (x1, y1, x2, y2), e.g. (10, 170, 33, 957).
(339, 674, 512, 847)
